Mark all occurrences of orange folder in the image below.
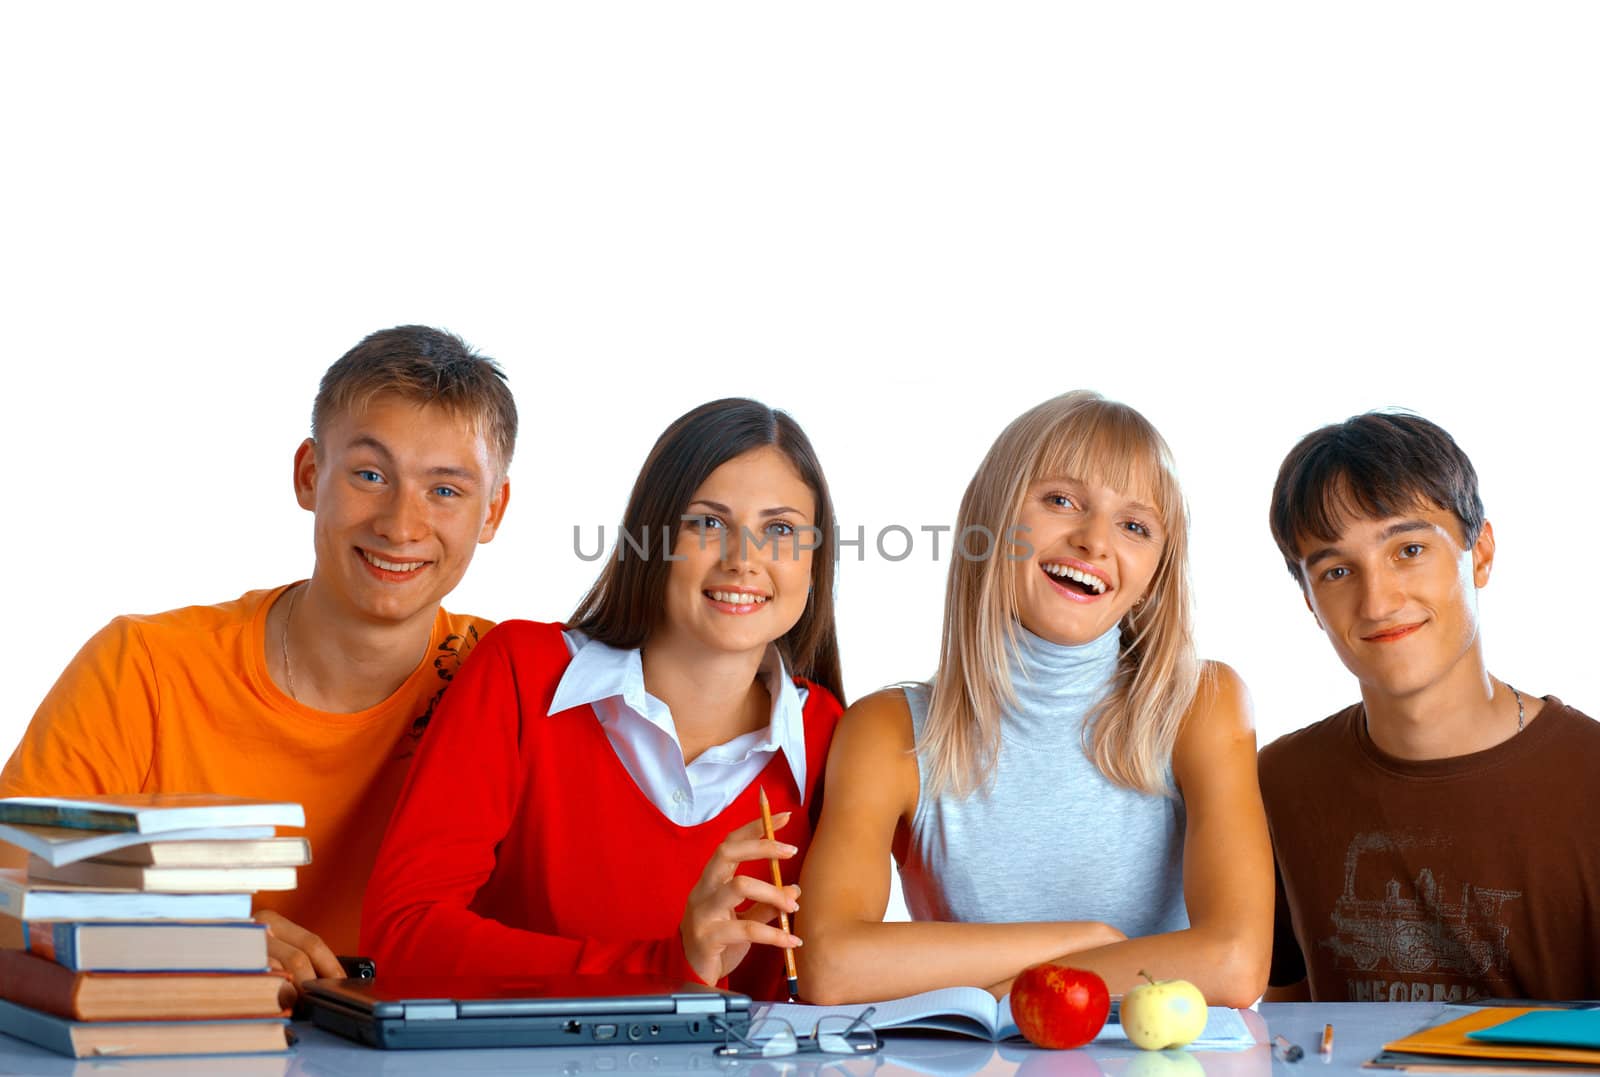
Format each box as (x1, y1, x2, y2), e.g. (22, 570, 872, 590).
(1384, 1008, 1600, 1067)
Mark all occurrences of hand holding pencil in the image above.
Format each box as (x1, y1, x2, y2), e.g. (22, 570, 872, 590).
(759, 786, 802, 1001)
(678, 800, 803, 988)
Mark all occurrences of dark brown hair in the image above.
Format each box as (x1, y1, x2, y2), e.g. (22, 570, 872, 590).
(569, 398, 844, 704)
(1269, 410, 1484, 583)
(311, 325, 518, 476)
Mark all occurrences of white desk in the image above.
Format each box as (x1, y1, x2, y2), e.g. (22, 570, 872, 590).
(0, 1002, 1455, 1076)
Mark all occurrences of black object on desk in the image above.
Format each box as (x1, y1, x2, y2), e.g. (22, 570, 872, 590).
(338, 955, 377, 979)
(302, 973, 752, 1050)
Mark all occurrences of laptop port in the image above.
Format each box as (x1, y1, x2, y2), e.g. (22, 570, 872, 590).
(594, 1024, 617, 1041)
(563, 1021, 582, 1035)
(649, 1025, 661, 1036)
(627, 1023, 644, 1041)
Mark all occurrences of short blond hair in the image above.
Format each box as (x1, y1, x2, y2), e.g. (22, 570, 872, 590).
(920, 390, 1200, 798)
(312, 325, 518, 477)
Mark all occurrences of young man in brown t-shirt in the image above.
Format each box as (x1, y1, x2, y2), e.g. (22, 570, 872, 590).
(1259, 411, 1600, 1002)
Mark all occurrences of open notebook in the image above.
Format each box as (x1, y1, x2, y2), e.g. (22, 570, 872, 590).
(760, 986, 1254, 1047)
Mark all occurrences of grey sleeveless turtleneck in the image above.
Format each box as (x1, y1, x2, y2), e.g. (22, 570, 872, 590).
(897, 625, 1188, 937)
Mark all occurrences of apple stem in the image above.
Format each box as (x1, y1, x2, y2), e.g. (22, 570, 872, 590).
(1138, 970, 1156, 985)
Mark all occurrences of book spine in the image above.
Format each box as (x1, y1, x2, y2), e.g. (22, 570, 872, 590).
(0, 805, 136, 832)
(26, 922, 75, 969)
(0, 997, 78, 1058)
(0, 948, 80, 1020)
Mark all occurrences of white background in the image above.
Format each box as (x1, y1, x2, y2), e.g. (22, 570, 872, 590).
(3, 5, 1596, 775)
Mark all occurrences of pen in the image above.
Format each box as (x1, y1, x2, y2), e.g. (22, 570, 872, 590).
(1320, 1023, 1334, 1057)
(758, 786, 800, 1002)
(1273, 1034, 1304, 1063)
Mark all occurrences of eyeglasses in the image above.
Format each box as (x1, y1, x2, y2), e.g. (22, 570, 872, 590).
(713, 1007, 881, 1058)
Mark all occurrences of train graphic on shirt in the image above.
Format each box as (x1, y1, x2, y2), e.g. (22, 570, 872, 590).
(1319, 831, 1520, 977)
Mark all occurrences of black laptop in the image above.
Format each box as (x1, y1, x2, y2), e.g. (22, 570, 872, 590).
(304, 974, 752, 1050)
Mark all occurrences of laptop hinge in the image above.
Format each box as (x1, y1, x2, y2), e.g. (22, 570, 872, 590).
(401, 1002, 459, 1021)
(676, 998, 727, 1014)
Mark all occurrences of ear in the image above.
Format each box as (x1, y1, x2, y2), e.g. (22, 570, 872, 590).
(478, 478, 511, 543)
(293, 439, 318, 511)
(1470, 519, 1496, 588)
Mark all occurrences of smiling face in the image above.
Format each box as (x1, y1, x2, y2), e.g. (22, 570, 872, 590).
(1011, 474, 1166, 646)
(1297, 505, 1494, 701)
(655, 445, 817, 660)
(295, 393, 508, 630)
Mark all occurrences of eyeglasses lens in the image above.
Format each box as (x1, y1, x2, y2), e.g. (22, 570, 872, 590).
(814, 1015, 880, 1055)
(745, 1018, 800, 1057)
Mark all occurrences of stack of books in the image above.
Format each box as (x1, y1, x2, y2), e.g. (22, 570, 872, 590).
(0, 794, 308, 1059)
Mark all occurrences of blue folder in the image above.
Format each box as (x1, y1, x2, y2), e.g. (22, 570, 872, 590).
(1469, 1011, 1600, 1050)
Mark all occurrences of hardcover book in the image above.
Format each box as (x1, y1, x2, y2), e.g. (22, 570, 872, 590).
(25, 919, 269, 972)
(0, 997, 289, 1058)
(0, 949, 288, 1021)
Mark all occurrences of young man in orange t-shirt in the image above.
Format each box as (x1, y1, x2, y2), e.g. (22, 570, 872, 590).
(0, 325, 514, 989)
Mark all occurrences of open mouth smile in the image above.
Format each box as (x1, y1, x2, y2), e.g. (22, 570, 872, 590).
(1040, 560, 1111, 602)
(704, 587, 771, 614)
(357, 547, 430, 581)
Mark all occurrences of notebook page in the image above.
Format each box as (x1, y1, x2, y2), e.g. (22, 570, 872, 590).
(761, 986, 1002, 1039)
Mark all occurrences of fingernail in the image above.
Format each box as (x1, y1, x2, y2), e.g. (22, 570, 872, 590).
(780, 843, 798, 854)
(793, 884, 802, 895)
(791, 936, 804, 947)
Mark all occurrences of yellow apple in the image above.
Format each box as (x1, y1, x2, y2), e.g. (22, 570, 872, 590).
(1119, 970, 1207, 1051)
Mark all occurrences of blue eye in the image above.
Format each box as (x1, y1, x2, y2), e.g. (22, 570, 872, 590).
(356, 469, 383, 484)
(1122, 520, 1152, 538)
(433, 486, 460, 498)
(766, 520, 796, 537)
(1047, 494, 1076, 509)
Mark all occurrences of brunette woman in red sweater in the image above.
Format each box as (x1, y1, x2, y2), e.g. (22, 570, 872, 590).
(361, 399, 845, 1000)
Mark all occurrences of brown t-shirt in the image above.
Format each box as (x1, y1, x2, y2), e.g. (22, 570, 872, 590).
(1259, 697, 1600, 1002)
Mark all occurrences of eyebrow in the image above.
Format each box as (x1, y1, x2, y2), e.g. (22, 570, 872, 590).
(347, 435, 481, 481)
(1032, 478, 1160, 520)
(689, 499, 806, 519)
(1301, 518, 1436, 570)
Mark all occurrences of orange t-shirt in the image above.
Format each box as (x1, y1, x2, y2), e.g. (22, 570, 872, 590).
(0, 584, 493, 954)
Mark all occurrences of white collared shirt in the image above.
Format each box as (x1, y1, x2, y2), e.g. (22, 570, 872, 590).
(550, 631, 811, 827)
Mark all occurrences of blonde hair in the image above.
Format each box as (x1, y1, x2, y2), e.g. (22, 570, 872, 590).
(920, 391, 1200, 799)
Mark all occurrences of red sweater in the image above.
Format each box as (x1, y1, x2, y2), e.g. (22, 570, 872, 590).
(360, 620, 841, 1000)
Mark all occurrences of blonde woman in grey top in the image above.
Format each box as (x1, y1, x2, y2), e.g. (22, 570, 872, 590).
(797, 392, 1273, 1008)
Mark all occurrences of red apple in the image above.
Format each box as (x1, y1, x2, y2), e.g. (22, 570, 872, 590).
(1010, 963, 1112, 1049)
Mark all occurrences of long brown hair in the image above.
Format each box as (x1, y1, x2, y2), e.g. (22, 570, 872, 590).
(569, 398, 844, 704)
(920, 391, 1199, 798)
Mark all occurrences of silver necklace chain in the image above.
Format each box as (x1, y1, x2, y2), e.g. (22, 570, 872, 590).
(1360, 679, 1526, 740)
(279, 583, 433, 704)
(280, 585, 301, 701)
